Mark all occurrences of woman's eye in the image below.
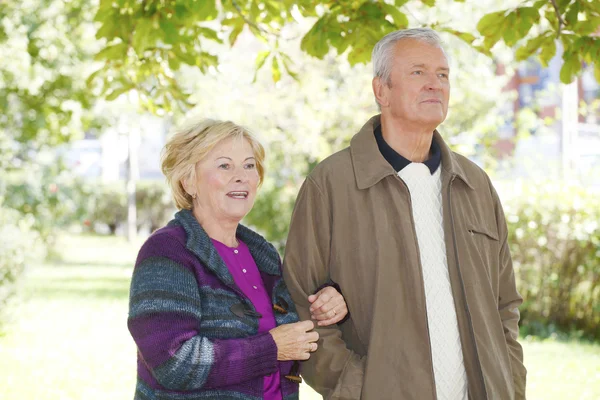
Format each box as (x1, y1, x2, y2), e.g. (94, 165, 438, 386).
(244, 163, 256, 170)
(218, 163, 230, 170)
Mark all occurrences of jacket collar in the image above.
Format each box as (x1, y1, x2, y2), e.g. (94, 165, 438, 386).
(350, 114, 474, 190)
(171, 209, 281, 286)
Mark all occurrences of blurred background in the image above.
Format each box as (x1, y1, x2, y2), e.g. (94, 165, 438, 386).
(0, 0, 599, 399)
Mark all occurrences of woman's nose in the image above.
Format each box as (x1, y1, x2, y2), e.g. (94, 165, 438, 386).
(234, 169, 249, 183)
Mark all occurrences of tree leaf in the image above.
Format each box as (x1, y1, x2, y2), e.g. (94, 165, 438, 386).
(229, 20, 244, 45)
(105, 86, 132, 101)
(252, 50, 270, 82)
(477, 11, 506, 36)
(85, 68, 103, 88)
(515, 33, 548, 61)
(380, 4, 409, 29)
(132, 18, 155, 54)
(539, 39, 557, 67)
(301, 16, 329, 59)
(395, 0, 410, 6)
(443, 28, 476, 44)
(564, 3, 580, 27)
(95, 18, 117, 40)
(159, 19, 179, 45)
(281, 56, 299, 81)
(502, 13, 518, 46)
(198, 27, 222, 43)
(420, 0, 436, 7)
(574, 17, 600, 36)
(515, 7, 540, 39)
(94, 42, 129, 61)
(172, 46, 197, 65)
(559, 52, 582, 84)
(191, 0, 218, 21)
(255, 50, 270, 69)
(271, 57, 281, 83)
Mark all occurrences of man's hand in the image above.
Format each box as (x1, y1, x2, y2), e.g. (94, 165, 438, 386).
(308, 286, 349, 326)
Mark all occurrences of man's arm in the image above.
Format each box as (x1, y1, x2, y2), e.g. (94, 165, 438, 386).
(283, 177, 365, 399)
(491, 184, 527, 399)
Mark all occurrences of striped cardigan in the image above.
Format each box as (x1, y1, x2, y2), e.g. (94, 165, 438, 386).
(128, 209, 300, 400)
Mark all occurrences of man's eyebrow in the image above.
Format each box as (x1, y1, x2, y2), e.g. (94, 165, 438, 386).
(410, 63, 450, 72)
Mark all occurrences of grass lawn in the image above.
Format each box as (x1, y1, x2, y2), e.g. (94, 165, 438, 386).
(1, 234, 598, 400)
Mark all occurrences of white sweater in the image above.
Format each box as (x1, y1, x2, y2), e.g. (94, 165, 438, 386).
(398, 162, 468, 400)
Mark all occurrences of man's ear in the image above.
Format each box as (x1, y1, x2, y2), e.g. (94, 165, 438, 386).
(372, 76, 389, 108)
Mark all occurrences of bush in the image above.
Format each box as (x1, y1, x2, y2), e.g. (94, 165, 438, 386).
(135, 180, 175, 233)
(84, 180, 174, 234)
(2, 160, 90, 248)
(88, 182, 128, 234)
(503, 181, 600, 340)
(0, 204, 40, 315)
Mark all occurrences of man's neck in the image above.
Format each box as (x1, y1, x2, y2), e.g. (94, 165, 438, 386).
(380, 115, 435, 163)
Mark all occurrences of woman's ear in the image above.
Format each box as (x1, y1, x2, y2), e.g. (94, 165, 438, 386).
(181, 167, 196, 197)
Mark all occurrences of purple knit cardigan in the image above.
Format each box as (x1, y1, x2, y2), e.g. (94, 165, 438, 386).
(127, 209, 300, 400)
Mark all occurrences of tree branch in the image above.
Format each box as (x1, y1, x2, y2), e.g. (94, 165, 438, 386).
(230, 0, 276, 37)
(549, 0, 566, 37)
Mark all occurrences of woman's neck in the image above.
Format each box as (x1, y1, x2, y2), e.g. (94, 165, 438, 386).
(192, 207, 239, 247)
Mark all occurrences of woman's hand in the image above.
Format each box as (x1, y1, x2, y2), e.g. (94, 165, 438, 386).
(269, 320, 319, 361)
(308, 286, 348, 326)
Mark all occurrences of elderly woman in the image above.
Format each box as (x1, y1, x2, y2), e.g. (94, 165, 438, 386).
(127, 118, 348, 400)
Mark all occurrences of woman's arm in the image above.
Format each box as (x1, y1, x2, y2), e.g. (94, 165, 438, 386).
(128, 233, 278, 391)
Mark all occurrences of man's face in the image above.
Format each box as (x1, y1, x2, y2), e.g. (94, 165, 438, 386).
(377, 39, 450, 129)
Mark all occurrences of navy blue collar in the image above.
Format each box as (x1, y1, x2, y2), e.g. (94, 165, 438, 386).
(374, 124, 441, 174)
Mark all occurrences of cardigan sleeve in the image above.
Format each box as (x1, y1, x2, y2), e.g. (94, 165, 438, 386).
(127, 233, 278, 391)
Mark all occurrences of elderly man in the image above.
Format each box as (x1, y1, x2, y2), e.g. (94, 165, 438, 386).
(283, 28, 526, 400)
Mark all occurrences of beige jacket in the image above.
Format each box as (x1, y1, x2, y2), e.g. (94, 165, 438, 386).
(283, 115, 526, 400)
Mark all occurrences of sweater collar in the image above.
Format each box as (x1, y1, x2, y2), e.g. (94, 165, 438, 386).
(374, 123, 441, 174)
(350, 114, 474, 190)
(172, 209, 282, 285)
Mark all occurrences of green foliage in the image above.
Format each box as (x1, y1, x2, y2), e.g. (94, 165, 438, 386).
(88, 183, 128, 235)
(0, 0, 101, 151)
(135, 181, 175, 233)
(91, 0, 600, 111)
(84, 180, 174, 235)
(477, 0, 600, 84)
(505, 182, 600, 340)
(1, 159, 90, 248)
(0, 204, 39, 315)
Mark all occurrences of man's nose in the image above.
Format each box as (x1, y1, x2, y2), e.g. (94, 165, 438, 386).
(425, 72, 442, 90)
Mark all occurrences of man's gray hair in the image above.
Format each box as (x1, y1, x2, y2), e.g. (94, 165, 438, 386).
(372, 28, 445, 86)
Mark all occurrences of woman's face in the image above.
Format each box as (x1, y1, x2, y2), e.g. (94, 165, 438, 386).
(190, 136, 259, 224)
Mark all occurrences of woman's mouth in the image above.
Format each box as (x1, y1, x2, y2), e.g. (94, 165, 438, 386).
(227, 191, 249, 199)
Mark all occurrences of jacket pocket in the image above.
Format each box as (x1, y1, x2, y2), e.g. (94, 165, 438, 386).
(465, 222, 500, 289)
(467, 223, 499, 241)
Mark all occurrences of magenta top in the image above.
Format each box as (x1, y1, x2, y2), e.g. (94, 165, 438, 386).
(211, 238, 282, 400)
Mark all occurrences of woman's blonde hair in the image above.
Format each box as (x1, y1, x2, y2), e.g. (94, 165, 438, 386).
(161, 118, 265, 210)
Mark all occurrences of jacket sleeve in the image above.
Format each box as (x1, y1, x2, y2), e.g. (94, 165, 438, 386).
(127, 234, 278, 391)
(491, 184, 527, 399)
(283, 177, 365, 399)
